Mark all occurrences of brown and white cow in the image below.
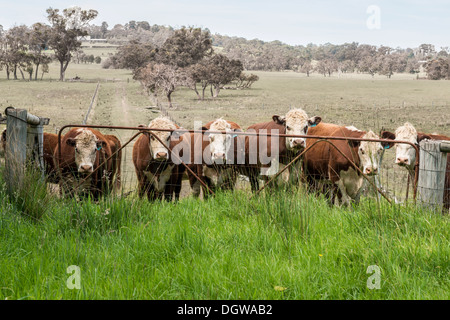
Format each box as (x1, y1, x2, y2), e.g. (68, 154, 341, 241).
(381, 122, 450, 212)
(55, 127, 117, 199)
(132, 116, 185, 201)
(240, 108, 322, 192)
(178, 118, 242, 198)
(0, 129, 6, 156)
(42, 132, 60, 183)
(303, 123, 384, 206)
(104, 134, 122, 193)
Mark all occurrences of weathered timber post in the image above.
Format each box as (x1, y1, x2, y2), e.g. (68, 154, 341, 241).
(417, 140, 450, 211)
(26, 114, 50, 177)
(4, 107, 50, 195)
(5, 108, 28, 195)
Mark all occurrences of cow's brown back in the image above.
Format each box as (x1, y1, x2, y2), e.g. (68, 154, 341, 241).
(304, 123, 365, 183)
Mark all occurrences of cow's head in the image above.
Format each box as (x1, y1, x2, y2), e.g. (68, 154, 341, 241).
(349, 130, 384, 176)
(272, 108, 321, 151)
(381, 123, 426, 169)
(203, 118, 239, 164)
(66, 129, 106, 174)
(146, 116, 178, 161)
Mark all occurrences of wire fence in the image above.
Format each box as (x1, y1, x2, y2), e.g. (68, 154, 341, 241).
(50, 124, 436, 207)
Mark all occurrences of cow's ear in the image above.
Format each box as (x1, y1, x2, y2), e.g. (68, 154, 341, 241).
(348, 140, 361, 148)
(308, 116, 321, 127)
(66, 138, 76, 147)
(272, 115, 286, 125)
(201, 126, 211, 136)
(380, 131, 396, 149)
(417, 133, 432, 143)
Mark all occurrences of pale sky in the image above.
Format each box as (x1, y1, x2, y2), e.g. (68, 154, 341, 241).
(1, 0, 449, 49)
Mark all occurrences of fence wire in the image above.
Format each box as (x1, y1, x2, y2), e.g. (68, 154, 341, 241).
(44, 124, 430, 206)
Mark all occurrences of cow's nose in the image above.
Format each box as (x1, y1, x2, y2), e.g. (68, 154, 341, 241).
(213, 152, 225, 161)
(396, 157, 408, 165)
(365, 168, 372, 175)
(156, 152, 167, 159)
(80, 164, 93, 172)
(293, 139, 305, 148)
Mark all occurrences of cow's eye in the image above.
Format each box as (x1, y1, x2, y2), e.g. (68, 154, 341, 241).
(286, 126, 291, 131)
(304, 126, 308, 133)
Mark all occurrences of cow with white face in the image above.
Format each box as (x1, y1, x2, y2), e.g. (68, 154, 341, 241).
(132, 116, 185, 201)
(357, 130, 384, 176)
(146, 117, 178, 161)
(381, 122, 419, 170)
(205, 118, 236, 164)
(381, 123, 450, 212)
(182, 118, 242, 198)
(65, 129, 107, 174)
(272, 108, 322, 151)
(241, 108, 322, 192)
(56, 128, 115, 199)
(304, 124, 384, 206)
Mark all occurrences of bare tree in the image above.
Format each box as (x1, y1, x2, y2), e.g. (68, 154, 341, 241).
(136, 62, 190, 108)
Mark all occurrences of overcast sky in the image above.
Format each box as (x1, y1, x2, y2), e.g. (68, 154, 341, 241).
(2, 0, 449, 49)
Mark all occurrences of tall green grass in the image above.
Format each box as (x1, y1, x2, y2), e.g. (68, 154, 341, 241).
(0, 175, 448, 299)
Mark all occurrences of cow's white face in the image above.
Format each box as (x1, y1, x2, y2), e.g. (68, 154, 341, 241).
(394, 123, 417, 168)
(66, 129, 104, 174)
(273, 109, 321, 151)
(358, 131, 384, 176)
(147, 117, 177, 161)
(207, 119, 233, 164)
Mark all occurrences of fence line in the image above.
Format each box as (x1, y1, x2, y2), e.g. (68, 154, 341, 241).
(82, 82, 100, 125)
(54, 124, 428, 206)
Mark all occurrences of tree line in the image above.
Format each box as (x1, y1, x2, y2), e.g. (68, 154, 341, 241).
(0, 7, 98, 81)
(98, 21, 450, 80)
(2, 9, 449, 83)
(103, 27, 259, 108)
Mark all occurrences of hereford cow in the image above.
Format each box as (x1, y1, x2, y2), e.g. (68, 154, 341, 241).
(0, 129, 6, 156)
(303, 123, 384, 206)
(240, 108, 322, 192)
(55, 127, 117, 199)
(179, 118, 242, 198)
(42, 132, 60, 183)
(104, 134, 122, 193)
(381, 122, 450, 212)
(132, 116, 185, 201)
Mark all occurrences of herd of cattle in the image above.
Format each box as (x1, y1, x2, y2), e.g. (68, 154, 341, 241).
(1, 108, 449, 210)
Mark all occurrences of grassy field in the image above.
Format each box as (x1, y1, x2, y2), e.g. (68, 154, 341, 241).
(0, 58, 449, 300)
(0, 175, 448, 300)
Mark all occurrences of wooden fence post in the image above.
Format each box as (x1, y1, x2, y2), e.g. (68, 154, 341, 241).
(5, 108, 28, 195)
(4, 108, 50, 195)
(417, 140, 449, 211)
